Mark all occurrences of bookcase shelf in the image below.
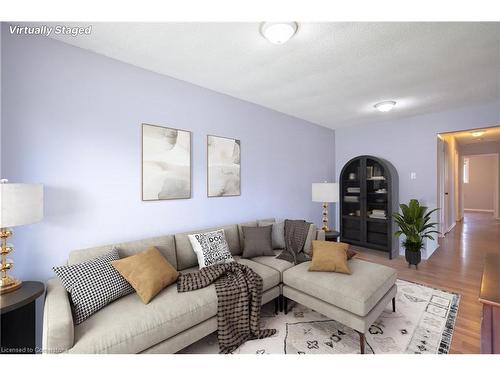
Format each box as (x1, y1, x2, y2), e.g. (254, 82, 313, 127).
(339, 155, 399, 259)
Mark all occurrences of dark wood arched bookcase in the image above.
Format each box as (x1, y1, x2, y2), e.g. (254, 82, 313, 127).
(339, 155, 399, 259)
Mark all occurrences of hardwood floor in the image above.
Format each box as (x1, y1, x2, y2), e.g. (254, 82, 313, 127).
(353, 212, 500, 354)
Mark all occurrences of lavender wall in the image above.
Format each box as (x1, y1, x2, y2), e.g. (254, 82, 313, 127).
(335, 103, 500, 258)
(1, 25, 335, 284)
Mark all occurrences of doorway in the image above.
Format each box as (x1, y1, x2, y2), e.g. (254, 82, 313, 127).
(437, 126, 500, 237)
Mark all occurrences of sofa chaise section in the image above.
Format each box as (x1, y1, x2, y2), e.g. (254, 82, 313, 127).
(282, 259, 397, 353)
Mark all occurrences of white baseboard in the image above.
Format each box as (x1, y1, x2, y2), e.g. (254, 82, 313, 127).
(464, 208, 494, 213)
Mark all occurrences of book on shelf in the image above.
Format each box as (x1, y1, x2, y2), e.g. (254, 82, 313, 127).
(369, 214, 387, 219)
(344, 196, 360, 202)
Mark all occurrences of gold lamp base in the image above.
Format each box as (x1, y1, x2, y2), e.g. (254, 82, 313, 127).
(1, 227, 22, 295)
(0, 275, 22, 294)
(321, 202, 330, 232)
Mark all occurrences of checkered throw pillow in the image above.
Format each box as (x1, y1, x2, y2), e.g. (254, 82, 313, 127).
(53, 248, 134, 324)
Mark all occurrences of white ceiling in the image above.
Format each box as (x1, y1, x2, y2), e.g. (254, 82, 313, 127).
(46, 22, 500, 129)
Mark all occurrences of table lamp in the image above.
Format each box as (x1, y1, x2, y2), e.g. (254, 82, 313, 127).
(312, 182, 338, 232)
(0, 179, 43, 294)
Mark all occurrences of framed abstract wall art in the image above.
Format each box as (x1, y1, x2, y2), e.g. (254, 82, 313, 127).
(207, 135, 241, 197)
(142, 123, 191, 200)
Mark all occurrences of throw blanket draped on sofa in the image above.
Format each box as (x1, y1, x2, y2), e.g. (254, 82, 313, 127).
(276, 219, 311, 265)
(177, 262, 276, 353)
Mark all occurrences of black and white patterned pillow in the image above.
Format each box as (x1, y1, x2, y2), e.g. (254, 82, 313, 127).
(53, 248, 134, 324)
(188, 229, 235, 269)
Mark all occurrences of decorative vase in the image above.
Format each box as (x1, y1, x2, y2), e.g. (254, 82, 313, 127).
(405, 249, 421, 269)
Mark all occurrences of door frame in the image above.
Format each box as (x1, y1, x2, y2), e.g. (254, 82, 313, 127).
(437, 136, 446, 237)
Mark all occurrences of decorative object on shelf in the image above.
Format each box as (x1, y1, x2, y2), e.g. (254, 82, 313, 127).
(393, 199, 439, 269)
(369, 209, 387, 219)
(348, 173, 357, 180)
(366, 166, 373, 179)
(207, 135, 241, 197)
(312, 182, 339, 232)
(142, 123, 191, 201)
(0, 180, 44, 294)
(339, 156, 399, 259)
(344, 196, 360, 202)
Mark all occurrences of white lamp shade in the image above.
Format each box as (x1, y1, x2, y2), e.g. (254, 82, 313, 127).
(0, 183, 44, 227)
(312, 182, 339, 203)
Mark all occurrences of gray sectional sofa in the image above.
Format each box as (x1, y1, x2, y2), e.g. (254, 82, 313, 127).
(43, 218, 397, 354)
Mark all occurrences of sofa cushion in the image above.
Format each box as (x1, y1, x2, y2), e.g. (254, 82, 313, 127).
(259, 220, 285, 249)
(111, 247, 179, 304)
(257, 218, 275, 225)
(236, 259, 280, 291)
(188, 229, 235, 269)
(237, 220, 257, 250)
(54, 248, 136, 324)
(68, 235, 177, 269)
(69, 274, 218, 353)
(308, 240, 351, 274)
(175, 224, 240, 270)
(283, 259, 397, 316)
(250, 250, 295, 281)
(302, 224, 317, 255)
(241, 225, 274, 258)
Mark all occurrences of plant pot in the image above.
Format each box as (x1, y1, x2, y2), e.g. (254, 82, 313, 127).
(405, 249, 421, 269)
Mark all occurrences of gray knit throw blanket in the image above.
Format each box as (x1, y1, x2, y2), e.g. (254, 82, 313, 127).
(276, 219, 311, 264)
(177, 262, 276, 353)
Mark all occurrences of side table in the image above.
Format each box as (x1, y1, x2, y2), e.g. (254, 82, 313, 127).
(1, 281, 45, 354)
(325, 230, 340, 242)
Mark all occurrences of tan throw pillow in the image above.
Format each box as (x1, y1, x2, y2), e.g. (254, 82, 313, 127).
(308, 240, 351, 274)
(112, 247, 179, 304)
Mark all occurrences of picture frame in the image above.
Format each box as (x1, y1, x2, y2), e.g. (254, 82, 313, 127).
(142, 123, 191, 201)
(207, 135, 241, 197)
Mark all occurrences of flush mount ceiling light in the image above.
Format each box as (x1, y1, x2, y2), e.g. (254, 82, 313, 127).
(374, 101, 397, 112)
(260, 22, 298, 44)
(471, 131, 485, 137)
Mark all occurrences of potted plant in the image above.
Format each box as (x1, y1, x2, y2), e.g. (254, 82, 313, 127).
(393, 199, 439, 269)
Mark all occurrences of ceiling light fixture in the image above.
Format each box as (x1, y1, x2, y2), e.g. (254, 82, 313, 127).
(374, 100, 396, 112)
(471, 131, 485, 137)
(260, 22, 298, 44)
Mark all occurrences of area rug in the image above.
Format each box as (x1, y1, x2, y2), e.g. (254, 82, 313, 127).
(179, 279, 460, 354)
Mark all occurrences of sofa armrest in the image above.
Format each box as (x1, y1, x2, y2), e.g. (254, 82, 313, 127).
(42, 277, 74, 353)
(316, 229, 325, 241)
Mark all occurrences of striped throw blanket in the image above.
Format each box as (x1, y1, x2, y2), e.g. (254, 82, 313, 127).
(177, 262, 276, 353)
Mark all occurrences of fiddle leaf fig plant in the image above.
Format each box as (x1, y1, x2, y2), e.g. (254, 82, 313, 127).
(393, 199, 440, 252)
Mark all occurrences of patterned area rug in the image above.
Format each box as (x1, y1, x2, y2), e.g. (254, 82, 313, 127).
(180, 279, 460, 354)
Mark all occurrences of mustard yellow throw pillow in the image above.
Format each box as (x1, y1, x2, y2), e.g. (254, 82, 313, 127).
(308, 240, 351, 274)
(112, 247, 179, 304)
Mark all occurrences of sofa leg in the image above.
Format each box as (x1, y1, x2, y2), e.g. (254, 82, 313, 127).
(284, 297, 288, 315)
(357, 331, 365, 354)
(392, 297, 396, 312)
(279, 295, 284, 313)
(274, 297, 279, 315)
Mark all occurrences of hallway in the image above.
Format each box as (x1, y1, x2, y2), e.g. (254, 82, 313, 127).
(355, 211, 500, 353)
